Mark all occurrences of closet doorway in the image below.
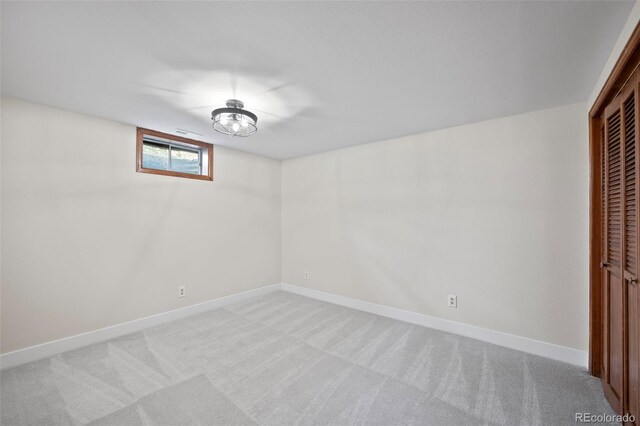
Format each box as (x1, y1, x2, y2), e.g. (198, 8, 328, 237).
(590, 21, 640, 422)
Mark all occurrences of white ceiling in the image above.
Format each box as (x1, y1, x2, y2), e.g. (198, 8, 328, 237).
(1, 1, 634, 159)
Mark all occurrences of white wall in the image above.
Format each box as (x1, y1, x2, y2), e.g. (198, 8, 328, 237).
(1, 97, 281, 353)
(0, 97, 595, 354)
(281, 102, 589, 351)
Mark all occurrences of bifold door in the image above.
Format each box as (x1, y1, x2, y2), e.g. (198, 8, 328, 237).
(601, 68, 640, 424)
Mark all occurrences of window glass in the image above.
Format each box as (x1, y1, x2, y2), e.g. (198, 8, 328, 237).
(142, 142, 169, 170)
(171, 147, 200, 175)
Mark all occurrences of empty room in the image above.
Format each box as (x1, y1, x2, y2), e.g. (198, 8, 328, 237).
(2, 1, 640, 425)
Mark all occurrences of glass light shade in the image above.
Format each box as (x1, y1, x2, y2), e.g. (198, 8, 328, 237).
(211, 100, 258, 137)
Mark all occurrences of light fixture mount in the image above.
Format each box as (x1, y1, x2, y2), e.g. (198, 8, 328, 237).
(211, 99, 258, 137)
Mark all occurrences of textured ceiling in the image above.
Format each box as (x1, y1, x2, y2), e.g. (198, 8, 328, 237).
(1, 1, 634, 159)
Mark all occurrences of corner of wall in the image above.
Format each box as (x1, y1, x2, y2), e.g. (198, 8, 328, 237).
(278, 158, 284, 285)
(588, 1, 640, 108)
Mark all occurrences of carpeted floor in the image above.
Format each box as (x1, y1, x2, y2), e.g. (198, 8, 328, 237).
(1, 291, 614, 425)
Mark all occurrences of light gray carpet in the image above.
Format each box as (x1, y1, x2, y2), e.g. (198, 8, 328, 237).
(1, 291, 615, 425)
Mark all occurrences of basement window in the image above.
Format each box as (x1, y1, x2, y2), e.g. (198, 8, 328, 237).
(136, 128, 213, 181)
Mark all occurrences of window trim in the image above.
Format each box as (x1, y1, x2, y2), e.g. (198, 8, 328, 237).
(136, 127, 214, 181)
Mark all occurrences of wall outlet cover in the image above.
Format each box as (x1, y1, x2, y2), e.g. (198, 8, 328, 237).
(448, 294, 457, 308)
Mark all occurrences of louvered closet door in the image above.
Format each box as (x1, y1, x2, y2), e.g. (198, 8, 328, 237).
(626, 77, 640, 425)
(603, 94, 626, 414)
(601, 70, 640, 423)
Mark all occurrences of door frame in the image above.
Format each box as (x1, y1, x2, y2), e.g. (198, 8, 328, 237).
(590, 21, 640, 377)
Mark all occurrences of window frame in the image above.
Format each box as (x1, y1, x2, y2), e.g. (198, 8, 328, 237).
(136, 127, 214, 181)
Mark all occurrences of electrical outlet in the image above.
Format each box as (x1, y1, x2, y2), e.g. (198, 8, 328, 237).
(304, 271, 310, 280)
(178, 285, 186, 298)
(448, 294, 457, 308)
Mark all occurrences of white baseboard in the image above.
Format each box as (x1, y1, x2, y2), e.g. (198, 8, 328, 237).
(280, 283, 588, 368)
(1, 282, 588, 370)
(0, 283, 281, 370)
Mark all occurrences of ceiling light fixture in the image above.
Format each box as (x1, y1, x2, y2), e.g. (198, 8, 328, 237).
(211, 99, 258, 137)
